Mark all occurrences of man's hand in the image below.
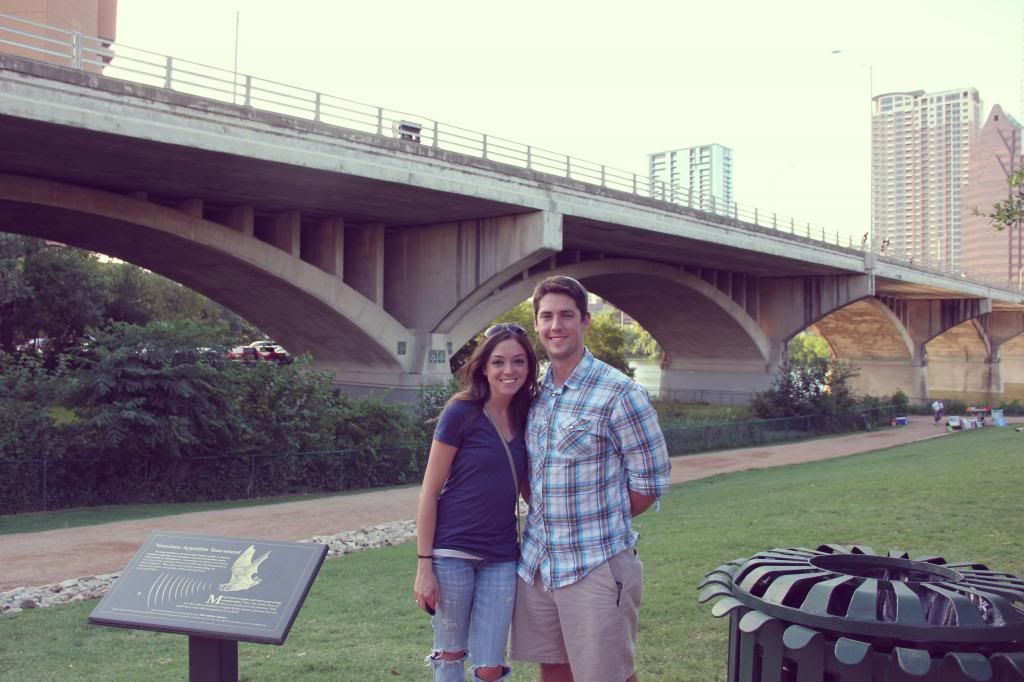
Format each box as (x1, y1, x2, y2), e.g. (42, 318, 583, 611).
(629, 490, 657, 517)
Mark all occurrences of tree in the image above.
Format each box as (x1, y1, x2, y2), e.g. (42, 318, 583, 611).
(585, 310, 634, 377)
(974, 166, 1024, 289)
(751, 357, 859, 418)
(0, 235, 264, 359)
(977, 167, 1024, 232)
(624, 324, 660, 359)
(102, 262, 260, 339)
(0, 235, 39, 354)
(787, 331, 832, 367)
(14, 244, 108, 364)
(67, 320, 240, 460)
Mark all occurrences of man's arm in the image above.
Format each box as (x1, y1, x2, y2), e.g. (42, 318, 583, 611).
(610, 386, 671, 514)
(629, 490, 658, 517)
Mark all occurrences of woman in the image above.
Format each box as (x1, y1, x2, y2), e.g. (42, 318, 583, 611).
(414, 323, 538, 681)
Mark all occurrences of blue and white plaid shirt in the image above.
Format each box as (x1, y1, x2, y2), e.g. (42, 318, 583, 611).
(518, 349, 671, 590)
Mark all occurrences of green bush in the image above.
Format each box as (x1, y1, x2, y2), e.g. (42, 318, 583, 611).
(0, 354, 68, 463)
(751, 358, 859, 420)
(888, 389, 910, 415)
(0, 321, 439, 512)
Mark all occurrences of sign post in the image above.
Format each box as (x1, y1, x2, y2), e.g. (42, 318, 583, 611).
(89, 532, 327, 681)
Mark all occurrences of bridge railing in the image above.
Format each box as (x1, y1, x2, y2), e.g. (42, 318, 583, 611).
(1, 12, 1021, 294)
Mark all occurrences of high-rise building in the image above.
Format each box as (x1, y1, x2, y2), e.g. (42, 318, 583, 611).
(871, 88, 981, 271)
(0, 0, 117, 72)
(648, 144, 734, 215)
(961, 104, 1023, 288)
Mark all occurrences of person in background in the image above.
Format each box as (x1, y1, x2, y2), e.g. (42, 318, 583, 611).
(510, 275, 671, 682)
(414, 323, 539, 681)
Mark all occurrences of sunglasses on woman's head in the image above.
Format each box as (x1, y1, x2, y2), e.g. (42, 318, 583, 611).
(484, 323, 527, 337)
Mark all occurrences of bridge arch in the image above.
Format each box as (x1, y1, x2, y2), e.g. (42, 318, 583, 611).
(806, 296, 921, 398)
(1001, 332, 1024, 401)
(808, 297, 914, 362)
(447, 259, 771, 366)
(926, 320, 990, 361)
(925, 319, 997, 402)
(0, 175, 410, 371)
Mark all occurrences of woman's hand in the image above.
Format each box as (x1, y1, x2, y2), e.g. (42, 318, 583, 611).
(414, 562, 439, 614)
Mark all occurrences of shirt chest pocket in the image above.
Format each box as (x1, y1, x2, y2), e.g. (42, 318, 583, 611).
(555, 416, 606, 460)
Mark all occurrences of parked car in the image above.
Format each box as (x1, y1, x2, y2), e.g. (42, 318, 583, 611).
(260, 345, 292, 364)
(227, 346, 263, 363)
(247, 340, 277, 352)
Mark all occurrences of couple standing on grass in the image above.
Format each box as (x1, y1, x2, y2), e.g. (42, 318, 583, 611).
(413, 275, 672, 682)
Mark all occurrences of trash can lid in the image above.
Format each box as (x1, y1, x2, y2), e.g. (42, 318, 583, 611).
(700, 545, 1024, 644)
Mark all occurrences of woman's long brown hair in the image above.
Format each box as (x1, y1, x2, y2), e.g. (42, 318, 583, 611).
(444, 329, 540, 435)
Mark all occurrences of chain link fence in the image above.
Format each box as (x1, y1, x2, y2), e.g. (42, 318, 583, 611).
(0, 445, 428, 514)
(660, 404, 899, 457)
(1, 405, 899, 514)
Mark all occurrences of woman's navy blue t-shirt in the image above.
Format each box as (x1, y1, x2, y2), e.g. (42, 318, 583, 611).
(432, 400, 527, 562)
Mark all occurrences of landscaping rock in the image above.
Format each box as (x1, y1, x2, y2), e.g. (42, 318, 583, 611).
(0, 520, 417, 615)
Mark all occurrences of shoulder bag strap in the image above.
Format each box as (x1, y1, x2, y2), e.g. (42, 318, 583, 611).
(483, 407, 522, 543)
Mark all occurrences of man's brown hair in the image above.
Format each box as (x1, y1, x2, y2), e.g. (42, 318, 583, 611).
(532, 275, 588, 319)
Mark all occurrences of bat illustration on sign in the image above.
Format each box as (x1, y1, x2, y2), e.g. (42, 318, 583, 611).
(219, 545, 270, 592)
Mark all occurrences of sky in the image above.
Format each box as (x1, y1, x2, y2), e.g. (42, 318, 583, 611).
(114, 0, 1024, 244)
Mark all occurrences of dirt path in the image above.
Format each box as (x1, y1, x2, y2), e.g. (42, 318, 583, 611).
(0, 420, 948, 592)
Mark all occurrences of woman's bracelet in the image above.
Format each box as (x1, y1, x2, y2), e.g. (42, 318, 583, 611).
(417, 554, 433, 559)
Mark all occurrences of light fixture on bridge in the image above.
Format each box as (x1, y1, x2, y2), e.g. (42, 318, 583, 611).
(393, 120, 422, 144)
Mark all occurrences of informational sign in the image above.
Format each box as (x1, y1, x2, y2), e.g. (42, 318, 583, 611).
(88, 532, 327, 645)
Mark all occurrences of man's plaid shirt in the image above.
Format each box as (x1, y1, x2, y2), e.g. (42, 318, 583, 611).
(518, 349, 671, 590)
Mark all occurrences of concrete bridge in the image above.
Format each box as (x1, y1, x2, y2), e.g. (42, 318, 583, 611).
(1, 54, 1023, 403)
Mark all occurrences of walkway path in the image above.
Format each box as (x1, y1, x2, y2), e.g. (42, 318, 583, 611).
(0, 419, 947, 592)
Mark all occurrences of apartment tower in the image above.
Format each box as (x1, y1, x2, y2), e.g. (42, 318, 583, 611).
(871, 88, 981, 271)
(961, 105, 1023, 288)
(648, 144, 734, 215)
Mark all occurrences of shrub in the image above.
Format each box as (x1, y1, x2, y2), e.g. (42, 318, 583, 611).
(67, 321, 241, 464)
(751, 357, 859, 419)
(888, 389, 910, 415)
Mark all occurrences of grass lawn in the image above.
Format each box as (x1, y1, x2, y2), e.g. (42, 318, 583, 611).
(1, 429, 1021, 681)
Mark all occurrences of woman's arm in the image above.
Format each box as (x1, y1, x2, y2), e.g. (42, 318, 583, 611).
(413, 438, 458, 613)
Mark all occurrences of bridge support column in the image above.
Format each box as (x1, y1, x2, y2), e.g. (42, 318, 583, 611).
(389, 210, 561, 335)
(658, 359, 778, 404)
(255, 210, 301, 255)
(983, 311, 1024, 402)
(315, 329, 454, 403)
(226, 205, 254, 236)
(902, 299, 993, 402)
(344, 223, 385, 304)
(1000, 341, 1024, 401)
(302, 216, 344, 276)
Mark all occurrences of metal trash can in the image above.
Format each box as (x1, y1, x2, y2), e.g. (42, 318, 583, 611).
(699, 544, 1024, 681)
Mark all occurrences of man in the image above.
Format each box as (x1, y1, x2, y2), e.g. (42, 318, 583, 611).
(510, 275, 671, 682)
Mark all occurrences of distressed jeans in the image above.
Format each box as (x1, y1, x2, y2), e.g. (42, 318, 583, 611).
(427, 557, 516, 681)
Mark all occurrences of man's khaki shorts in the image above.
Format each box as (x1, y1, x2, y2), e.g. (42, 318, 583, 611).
(509, 550, 643, 682)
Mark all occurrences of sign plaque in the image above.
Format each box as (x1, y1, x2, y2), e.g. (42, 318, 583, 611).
(89, 532, 327, 681)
